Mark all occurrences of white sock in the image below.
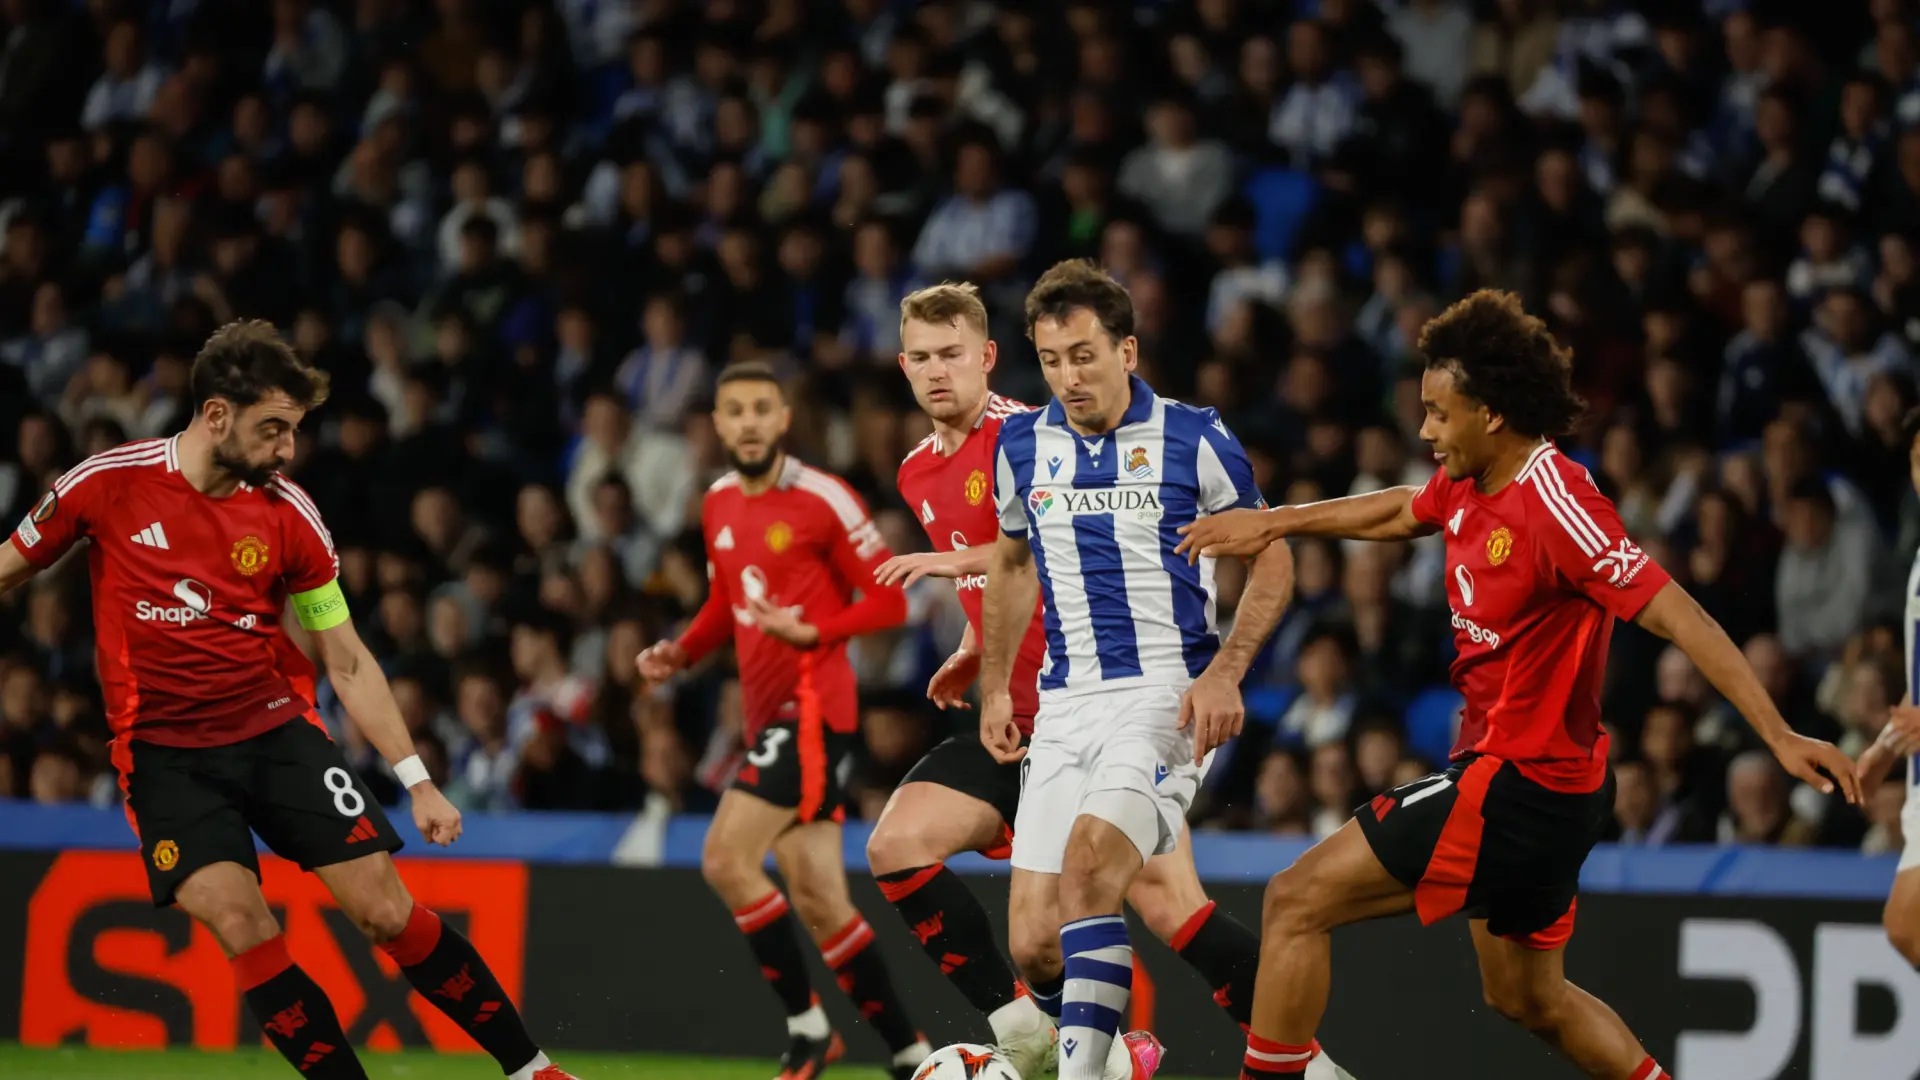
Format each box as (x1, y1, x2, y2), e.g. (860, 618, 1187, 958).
(507, 1050, 551, 1080)
(1305, 1047, 1350, 1080)
(1059, 916, 1131, 1080)
(787, 1003, 831, 1041)
(987, 995, 1051, 1043)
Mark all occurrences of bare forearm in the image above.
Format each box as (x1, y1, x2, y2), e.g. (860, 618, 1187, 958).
(957, 621, 978, 655)
(1274, 487, 1429, 541)
(1636, 583, 1792, 746)
(980, 543, 1038, 695)
(1859, 739, 1901, 789)
(330, 649, 420, 765)
(1208, 540, 1294, 682)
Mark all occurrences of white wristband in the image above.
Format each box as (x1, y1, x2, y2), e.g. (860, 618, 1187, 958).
(393, 754, 430, 789)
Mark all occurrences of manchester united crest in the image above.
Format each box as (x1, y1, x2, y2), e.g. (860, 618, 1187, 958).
(1486, 526, 1513, 567)
(231, 535, 270, 576)
(764, 521, 793, 554)
(964, 469, 989, 505)
(152, 839, 179, 871)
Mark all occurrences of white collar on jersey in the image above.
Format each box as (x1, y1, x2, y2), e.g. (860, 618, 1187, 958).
(1040, 374, 1158, 433)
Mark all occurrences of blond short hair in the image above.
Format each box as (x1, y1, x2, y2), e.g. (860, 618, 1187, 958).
(899, 281, 989, 342)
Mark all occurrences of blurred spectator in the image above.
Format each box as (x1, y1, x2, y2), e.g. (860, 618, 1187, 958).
(1775, 479, 1878, 660)
(1720, 750, 1818, 846)
(0, 0, 1903, 856)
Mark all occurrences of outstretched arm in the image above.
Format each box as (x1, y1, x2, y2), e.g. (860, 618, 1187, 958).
(0, 539, 36, 596)
(1635, 582, 1860, 803)
(1176, 486, 1433, 561)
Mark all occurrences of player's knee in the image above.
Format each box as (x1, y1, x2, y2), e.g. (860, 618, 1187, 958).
(348, 892, 416, 943)
(1886, 916, 1920, 967)
(699, 833, 751, 895)
(201, 902, 281, 955)
(1260, 865, 1326, 937)
(1483, 977, 1566, 1033)
(865, 820, 931, 877)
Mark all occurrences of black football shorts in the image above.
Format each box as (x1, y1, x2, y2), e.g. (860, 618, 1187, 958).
(122, 716, 402, 906)
(1357, 753, 1614, 949)
(898, 732, 1031, 858)
(730, 719, 858, 824)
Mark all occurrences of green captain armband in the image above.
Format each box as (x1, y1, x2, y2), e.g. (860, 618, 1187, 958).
(291, 579, 351, 631)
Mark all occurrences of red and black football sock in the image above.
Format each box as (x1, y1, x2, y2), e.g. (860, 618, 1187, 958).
(1171, 901, 1262, 1029)
(876, 863, 1019, 1016)
(233, 935, 368, 1080)
(733, 891, 817, 1018)
(1241, 1032, 1315, 1078)
(821, 914, 921, 1054)
(379, 904, 543, 1076)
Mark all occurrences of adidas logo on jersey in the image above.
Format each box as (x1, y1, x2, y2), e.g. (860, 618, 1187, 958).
(715, 526, 734, 550)
(1448, 509, 1463, 535)
(921, 500, 935, 524)
(130, 522, 170, 549)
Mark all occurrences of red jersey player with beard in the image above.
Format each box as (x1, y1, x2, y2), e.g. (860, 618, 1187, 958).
(1179, 291, 1858, 1080)
(864, 284, 1352, 1080)
(634, 361, 929, 1080)
(0, 322, 575, 1080)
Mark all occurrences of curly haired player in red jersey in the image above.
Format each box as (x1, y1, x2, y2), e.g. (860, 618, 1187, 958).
(1178, 291, 1861, 1080)
(0, 322, 575, 1080)
(635, 362, 929, 1080)
(872, 284, 1352, 1080)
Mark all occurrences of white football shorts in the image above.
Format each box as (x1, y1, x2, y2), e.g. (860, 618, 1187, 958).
(1010, 682, 1205, 874)
(1900, 779, 1920, 873)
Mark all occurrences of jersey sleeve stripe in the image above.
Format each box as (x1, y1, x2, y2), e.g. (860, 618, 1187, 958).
(793, 466, 869, 529)
(1535, 458, 1611, 551)
(1524, 472, 1603, 558)
(54, 444, 168, 494)
(269, 478, 336, 554)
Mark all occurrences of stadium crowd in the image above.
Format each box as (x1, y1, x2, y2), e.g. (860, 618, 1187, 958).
(0, 0, 1914, 858)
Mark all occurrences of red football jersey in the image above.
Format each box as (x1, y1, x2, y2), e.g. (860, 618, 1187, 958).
(1409, 443, 1671, 792)
(676, 456, 907, 739)
(896, 394, 1046, 732)
(6, 436, 340, 751)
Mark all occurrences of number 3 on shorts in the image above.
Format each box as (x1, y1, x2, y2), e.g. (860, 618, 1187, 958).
(748, 727, 791, 767)
(324, 766, 367, 817)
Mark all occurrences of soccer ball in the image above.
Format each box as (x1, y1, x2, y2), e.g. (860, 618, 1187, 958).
(911, 1043, 1022, 1080)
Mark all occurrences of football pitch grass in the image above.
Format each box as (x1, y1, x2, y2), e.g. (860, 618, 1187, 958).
(0, 1046, 1218, 1079)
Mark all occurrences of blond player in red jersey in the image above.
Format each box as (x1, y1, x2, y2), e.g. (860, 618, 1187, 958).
(1178, 291, 1858, 1080)
(0, 322, 575, 1080)
(870, 284, 1351, 1080)
(635, 361, 929, 1080)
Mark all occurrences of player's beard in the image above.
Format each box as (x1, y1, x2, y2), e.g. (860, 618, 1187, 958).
(728, 443, 780, 479)
(213, 436, 284, 488)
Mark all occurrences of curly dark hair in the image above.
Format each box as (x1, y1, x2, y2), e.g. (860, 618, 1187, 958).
(1417, 289, 1584, 439)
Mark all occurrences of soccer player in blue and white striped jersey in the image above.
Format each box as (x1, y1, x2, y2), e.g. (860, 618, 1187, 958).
(977, 261, 1301, 1080)
(1859, 407, 1920, 971)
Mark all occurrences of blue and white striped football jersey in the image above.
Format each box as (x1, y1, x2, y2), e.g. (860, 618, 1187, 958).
(993, 375, 1265, 699)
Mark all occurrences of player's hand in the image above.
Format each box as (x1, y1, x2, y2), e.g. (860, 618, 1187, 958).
(748, 597, 822, 647)
(981, 690, 1025, 763)
(1768, 731, 1863, 805)
(1177, 670, 1245, 766)
(635, 639, 688, 684)
(928, 648, 980, 710)
(1885, 704, 1920, 753)
(875, 551, 968, 587)
(409, 783, 463, 846)
(1175, 508, 1283, 565)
